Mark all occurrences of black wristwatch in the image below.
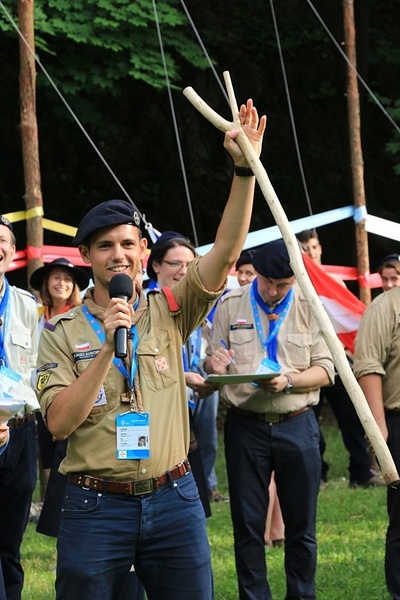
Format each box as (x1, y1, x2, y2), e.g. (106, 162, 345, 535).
(284, 374, 294, 394)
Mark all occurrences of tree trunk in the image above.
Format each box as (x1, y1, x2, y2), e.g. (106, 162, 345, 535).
(343, 0, 371, 305)
(18, 0, 43, 290)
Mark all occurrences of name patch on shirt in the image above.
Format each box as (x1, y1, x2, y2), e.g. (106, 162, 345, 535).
(37, 363, 58, 373)
(72, 349, 100, 362)
(230, 323, 254, 330)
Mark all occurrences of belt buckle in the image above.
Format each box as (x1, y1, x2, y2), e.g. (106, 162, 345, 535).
(263, 412, 280, 423)
(133, 479, 154, 496)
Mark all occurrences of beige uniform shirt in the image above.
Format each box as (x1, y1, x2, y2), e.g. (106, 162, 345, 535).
(208, 282, 334, 413)
(36, 258, 223, 481)
(0, 284, 39, 415)
(353, 287, 400, 410)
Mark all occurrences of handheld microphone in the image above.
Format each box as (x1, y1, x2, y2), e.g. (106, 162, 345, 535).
(109, 273, 134, 359)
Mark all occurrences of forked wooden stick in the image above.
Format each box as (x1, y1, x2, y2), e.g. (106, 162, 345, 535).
(183, 71, 400, 486)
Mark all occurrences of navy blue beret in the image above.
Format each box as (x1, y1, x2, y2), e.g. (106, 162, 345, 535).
(253, 239, 294, 279)
(236, 249, 255, 270)
(72, 199, 141, 246)
(0, 215, 13, 232)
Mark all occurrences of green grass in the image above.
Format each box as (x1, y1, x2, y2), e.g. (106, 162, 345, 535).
(21, 405, 390, 599)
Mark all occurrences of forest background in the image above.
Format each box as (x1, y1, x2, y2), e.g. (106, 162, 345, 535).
(0, 0, 399, 290)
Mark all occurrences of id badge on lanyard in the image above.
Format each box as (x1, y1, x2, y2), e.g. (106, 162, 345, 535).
(116, 411, 150, 460)
(0, 366, 22, 398)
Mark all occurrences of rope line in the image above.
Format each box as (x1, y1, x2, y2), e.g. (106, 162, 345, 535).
(306, 0, 400, 134)
(270, 0, 314, 219)
(179, 0, 229, 106)
(152, 0, 199, 246)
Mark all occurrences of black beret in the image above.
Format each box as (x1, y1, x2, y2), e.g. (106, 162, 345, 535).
(0, 215, 13, 232)
(252, 239, 294, 279)
(378, 253, 400, 274)
(72, 199, 141, 246)
(236, 249, 255, 270)
(30, 258, 90, 291)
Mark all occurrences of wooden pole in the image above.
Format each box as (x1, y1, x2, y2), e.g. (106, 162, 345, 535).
(343, 0, 371, 305)
(183, 72, 399, 486)
(18, 0, 43, 289)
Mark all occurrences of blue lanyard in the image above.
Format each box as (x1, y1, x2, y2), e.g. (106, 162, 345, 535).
(250, 281, 293, 361)
(0, 279, 11, 367)
(82, 300, 139, 391)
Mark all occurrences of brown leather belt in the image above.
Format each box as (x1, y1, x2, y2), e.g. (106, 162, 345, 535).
(8, 414, 35, 429)
(229, 405, 310, 423)
(67, 459, 191, 496)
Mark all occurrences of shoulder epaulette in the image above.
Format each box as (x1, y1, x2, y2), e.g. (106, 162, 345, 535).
(161, 286, 180, 315)
(47, 309, 80, 328)
(221, 287, 244, 302)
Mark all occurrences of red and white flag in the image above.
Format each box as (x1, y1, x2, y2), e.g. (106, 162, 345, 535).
(301, 252, 366, 354)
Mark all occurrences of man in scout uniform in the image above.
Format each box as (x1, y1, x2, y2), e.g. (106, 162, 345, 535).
(205, 239, 335, 600)
(36, 99, 266, 600)
(354, 286, 400, 599)
(0, 215, 39, 600)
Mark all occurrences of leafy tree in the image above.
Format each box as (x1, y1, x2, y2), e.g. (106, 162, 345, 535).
(0, 0, 399, 285)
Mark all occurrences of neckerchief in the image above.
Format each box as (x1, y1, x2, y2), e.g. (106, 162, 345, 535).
(82, 290, 141, 391)
(44, 303, 72, 322)
(250, 278, 294, 362)
(0, 278, 11, 366)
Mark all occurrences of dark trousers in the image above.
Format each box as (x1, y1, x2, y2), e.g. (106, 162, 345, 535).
(225, 408, 321, 600)
(321, 376, 373, 484)
(0, 418, 37, 600)
(0, 561, 6, 600)
(385, 411, 400, 599)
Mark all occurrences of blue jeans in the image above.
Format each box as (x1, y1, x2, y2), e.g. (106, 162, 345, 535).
(0, 418, 37, 600)
(225, 408, 321, 600)
(56, 470, 213, 600)
(192, 390, 219, 492)
(385, 412, 400, 600)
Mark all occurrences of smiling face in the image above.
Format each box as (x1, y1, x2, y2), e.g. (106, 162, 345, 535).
(152, 245, 195, 288)
(0, 225, 15, 283)
(256, 272, 296, 306)
(46, 268, 75, 304)
(79, 224, 147, 306)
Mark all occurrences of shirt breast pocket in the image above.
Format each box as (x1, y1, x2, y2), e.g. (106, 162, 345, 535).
(137, 330, 178, 392)
(287, 332, 312, 369)
(10, 331, 32, 368)
(229, 328, 256, 365)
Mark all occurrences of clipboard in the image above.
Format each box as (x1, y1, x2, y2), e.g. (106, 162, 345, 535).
(205, 373, 280, 385)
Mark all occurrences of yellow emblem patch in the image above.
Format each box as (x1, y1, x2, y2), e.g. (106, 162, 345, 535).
(37, 373, 50, 391)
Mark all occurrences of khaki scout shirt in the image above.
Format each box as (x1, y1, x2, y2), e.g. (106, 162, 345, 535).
(353, 287, 400, 410)
(36, 258, 223, 480)
(207, 282, 334, 413)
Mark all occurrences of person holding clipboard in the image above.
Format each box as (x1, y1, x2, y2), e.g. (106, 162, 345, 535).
(205, 239, 334, 600)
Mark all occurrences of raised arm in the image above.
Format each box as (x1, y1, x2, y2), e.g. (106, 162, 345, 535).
(198, 99, 266, 292)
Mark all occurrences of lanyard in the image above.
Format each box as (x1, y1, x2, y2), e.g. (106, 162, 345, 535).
(250, 282, 293, 361)
(0, 279, 11, 367)
(82, 300, 139, 391)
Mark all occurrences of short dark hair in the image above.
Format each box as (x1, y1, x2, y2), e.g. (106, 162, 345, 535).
(146, 235, 196, 281)
(297, 229, 319, 244)
(378, 254, 400, 276)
